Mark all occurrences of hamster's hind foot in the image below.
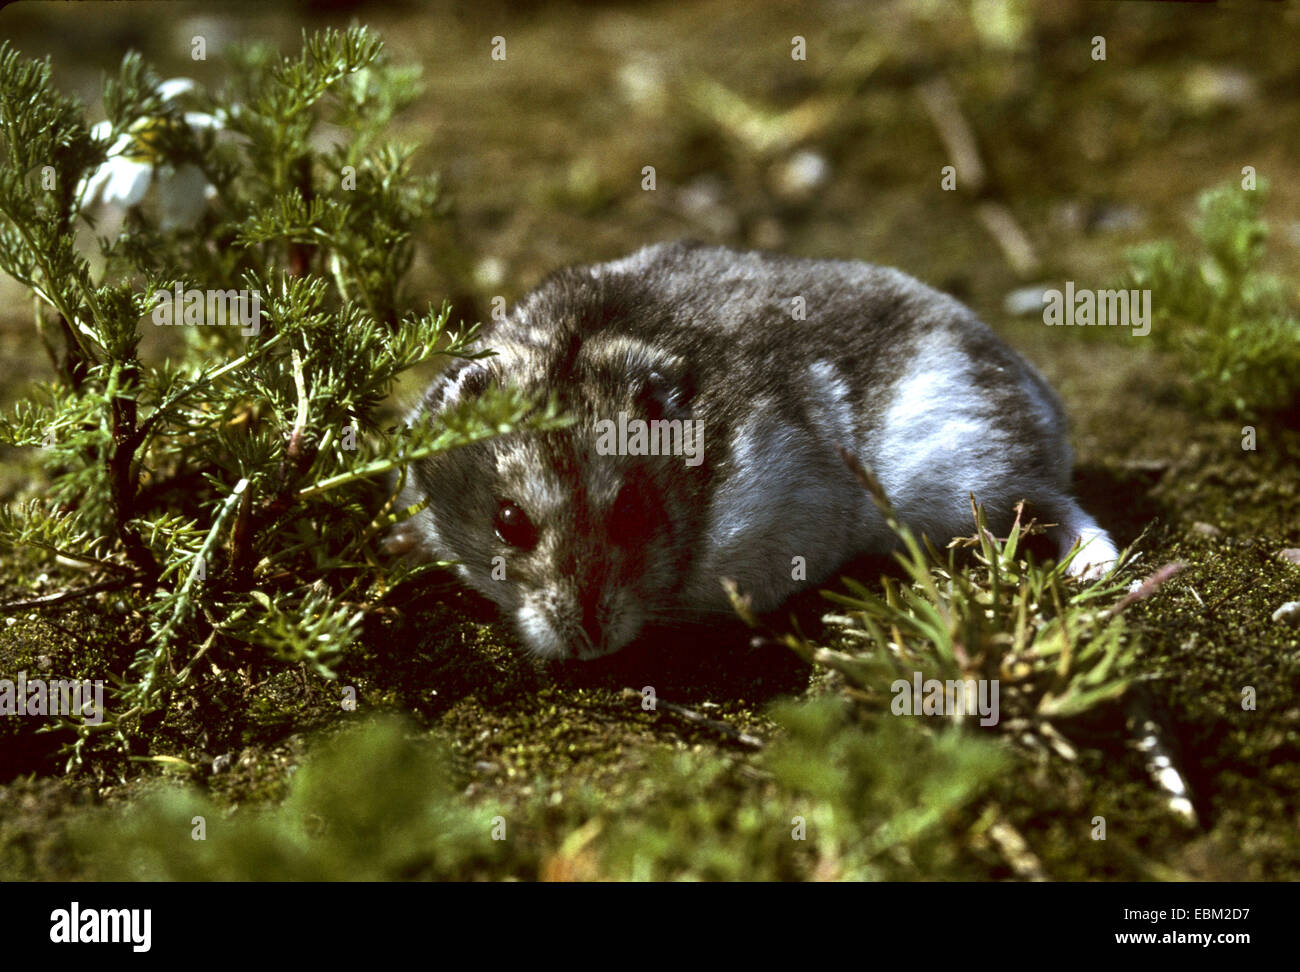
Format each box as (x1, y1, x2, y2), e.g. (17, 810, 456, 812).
(1046, 498, 1119, 581)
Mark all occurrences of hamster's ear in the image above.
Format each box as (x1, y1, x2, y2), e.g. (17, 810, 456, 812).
(424, 357, 496, 413)
(639, 366, 695, 421)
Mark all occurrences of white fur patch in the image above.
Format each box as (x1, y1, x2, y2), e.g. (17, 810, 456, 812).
(808, 360, 858, 455)
(872, 334, 1010, 530)
(516, 600, 566, 659)
(694, 410, 864, 610)
(586, 247, 657, 279)
(706, 411, 803, 551)
(495, 445, 565, 521)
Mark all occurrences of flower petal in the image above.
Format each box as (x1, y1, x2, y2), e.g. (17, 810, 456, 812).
(77, 163, 112, 206)
(157, 78, 199, 102)
(103, 159, 153, 207)
(106, 133, 134, 156)
(183, 112, 222, 132)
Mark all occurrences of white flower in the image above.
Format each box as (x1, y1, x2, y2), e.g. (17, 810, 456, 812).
(156, 78, 200, 102)
(78, 79, 222, 231)
(80, 124, 152, 209)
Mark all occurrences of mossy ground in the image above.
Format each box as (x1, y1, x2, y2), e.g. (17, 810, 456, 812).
(1, 1, 1298, 880)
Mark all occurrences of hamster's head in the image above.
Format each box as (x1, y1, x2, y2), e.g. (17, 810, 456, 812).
(400, 336, 710, 660)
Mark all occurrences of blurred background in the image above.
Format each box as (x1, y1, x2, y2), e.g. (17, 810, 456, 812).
(2, 0, 1296, 338)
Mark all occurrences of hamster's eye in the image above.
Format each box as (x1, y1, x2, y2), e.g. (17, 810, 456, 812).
(493, 499, 538, 550)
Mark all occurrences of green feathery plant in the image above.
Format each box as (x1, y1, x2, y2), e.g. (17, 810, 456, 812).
(1126, 179, 1300, 420)
(731, 450, 1168, 751)
(72, 708, 1008, 881)
(0, 29, 566, 758)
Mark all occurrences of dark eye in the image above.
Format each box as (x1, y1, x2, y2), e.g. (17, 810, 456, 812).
(493, 499, 538, 550)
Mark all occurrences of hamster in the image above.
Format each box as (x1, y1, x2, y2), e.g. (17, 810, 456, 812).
(388, 241, 1118, 660)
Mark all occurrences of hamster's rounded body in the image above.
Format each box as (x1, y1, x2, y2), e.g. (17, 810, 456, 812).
(394, 242, 1117, 659)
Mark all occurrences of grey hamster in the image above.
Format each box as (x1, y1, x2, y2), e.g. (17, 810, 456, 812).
(388, 241, 1117, 660)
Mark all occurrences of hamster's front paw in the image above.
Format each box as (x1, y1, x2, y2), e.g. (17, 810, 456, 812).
(381, 521, 421, 557)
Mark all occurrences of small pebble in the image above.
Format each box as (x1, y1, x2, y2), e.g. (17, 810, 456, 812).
(677, 174, 726, 214)
(1051, 201, 1085, 233)
(1183, 65, 1257, 110)
(1277, 548, 1300, 566)
(1191, 522, 1222, 538)
(616, 60, 667, 113)
(1003, 285, 1051, 318)
(473, 257, 506, 290)
(211, 753, 232, 774)
(1088, 203, 1146, 234)
(1271, 601, 1300, 627)
(676, 175, 738, 236)
(771, 149, 830, 203)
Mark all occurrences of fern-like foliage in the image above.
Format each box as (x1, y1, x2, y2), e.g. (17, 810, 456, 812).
(1126, 180, 1300, 420)
(0, 29, 567, 753)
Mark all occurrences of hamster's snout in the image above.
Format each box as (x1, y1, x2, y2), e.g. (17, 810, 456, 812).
(515, 582, 645, 660)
